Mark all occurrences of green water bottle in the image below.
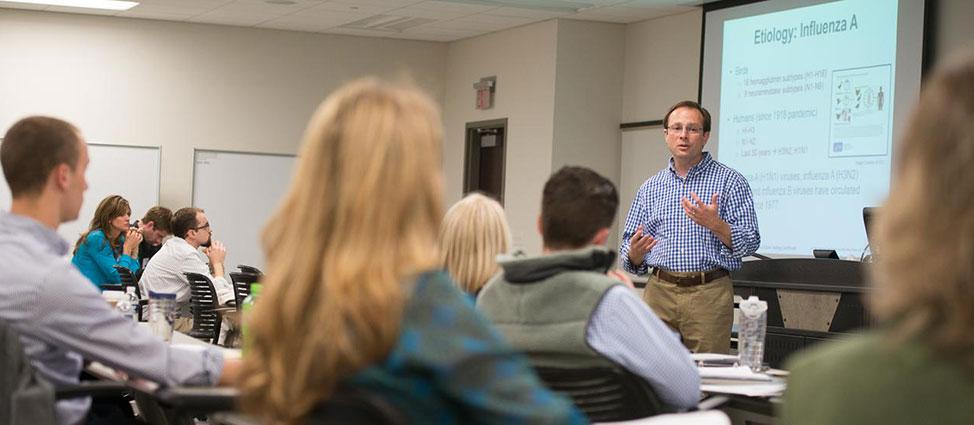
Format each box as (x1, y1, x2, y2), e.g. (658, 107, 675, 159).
(241, 283, 262, 352)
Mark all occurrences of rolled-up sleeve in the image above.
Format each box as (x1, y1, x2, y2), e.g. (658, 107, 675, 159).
(586, 286, 701, 410)
(31, 264, 223, 387)
(620, 186, 651, 275)
(719, 176, 760, 259)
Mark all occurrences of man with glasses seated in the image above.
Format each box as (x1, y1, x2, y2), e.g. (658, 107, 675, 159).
(141, 207, 234, 332)
(619, 100, 760, 354)
(0, 117, 239, 425)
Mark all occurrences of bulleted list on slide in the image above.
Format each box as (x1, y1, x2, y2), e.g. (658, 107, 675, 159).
(716, 0, 897, 256)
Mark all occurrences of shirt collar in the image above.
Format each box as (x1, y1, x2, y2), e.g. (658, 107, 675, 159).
(668, 152, 714, 179)
(0, 211, 71, 256)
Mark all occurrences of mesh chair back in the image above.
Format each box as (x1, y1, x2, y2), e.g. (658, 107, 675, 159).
(236, 265, 263, 276)
(113, 265, 139, 298)
(534, 366, 667, 422)
(230, 265, 263, 307)
(184, 272, 222, 344)
(228, 272, 259, 308)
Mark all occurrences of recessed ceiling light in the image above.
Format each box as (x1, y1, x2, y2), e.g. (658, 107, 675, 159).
(0, 0, 139, 10)
(265, 0, 297, 5)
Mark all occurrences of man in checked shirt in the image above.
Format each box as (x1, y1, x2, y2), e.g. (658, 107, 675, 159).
(620, 101, 760, 354)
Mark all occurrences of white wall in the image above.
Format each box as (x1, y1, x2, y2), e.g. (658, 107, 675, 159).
(551, 19, 626, 247)
(0, 9, 447, 210)
(617, 10, 702, 237)
(934, 0, 974, 62)
(622, 9, 702, 123)
(442, 20, 558, 254)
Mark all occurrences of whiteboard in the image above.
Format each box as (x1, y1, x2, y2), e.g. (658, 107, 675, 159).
(192, 150, 296, 271)
(0, 141, 161, 246)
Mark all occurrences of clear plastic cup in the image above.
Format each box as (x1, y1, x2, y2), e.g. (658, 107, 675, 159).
(148, 291, 177, 342)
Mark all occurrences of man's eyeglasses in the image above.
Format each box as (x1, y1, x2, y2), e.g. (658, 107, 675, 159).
(193, 222, 211, 231)
(665, 125, 704, 136)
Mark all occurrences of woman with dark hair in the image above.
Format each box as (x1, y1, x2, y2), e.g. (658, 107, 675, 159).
(71, 194, 142, 288)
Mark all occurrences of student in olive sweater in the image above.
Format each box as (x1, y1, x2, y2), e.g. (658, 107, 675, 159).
(781, 53, 974, 425)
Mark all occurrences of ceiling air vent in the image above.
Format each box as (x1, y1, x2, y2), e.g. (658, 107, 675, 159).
(340, 15, 436, 32)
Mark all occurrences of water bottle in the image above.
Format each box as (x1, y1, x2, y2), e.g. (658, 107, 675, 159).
(148, 291, 177, 342)
(738, 295, 768, 372)
(117, 287, 139, 322)
(241, 283, 262, 350)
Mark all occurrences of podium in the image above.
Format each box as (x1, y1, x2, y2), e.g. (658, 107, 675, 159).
(731, 258, 870, 368)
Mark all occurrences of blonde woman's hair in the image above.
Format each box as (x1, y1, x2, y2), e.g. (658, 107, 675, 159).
(869, 52, 974, 364)
(239, 79, 444, 424)
(439, 193, 511, 294)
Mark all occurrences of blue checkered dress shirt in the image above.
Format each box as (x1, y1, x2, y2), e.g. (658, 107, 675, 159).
(620, 152, 760, 274)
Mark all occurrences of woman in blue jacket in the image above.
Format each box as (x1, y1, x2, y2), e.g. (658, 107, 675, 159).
(72, 195, 143, 288)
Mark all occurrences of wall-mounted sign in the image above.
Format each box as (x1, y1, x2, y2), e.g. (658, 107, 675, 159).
(473, 76, 496, 110)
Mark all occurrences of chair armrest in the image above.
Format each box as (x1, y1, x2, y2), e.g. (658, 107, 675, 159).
(210, 412, 262, 425)
(100, 284, 125, 292)
(54, 381, 129, 400)
(154, 386, 239, 412)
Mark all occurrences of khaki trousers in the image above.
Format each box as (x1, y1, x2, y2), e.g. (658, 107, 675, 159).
(643, 274, 733, 354)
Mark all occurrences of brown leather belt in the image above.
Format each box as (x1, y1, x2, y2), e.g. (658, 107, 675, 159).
(652, 268, 729, 287)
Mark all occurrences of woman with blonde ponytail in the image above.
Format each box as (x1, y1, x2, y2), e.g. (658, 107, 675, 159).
(239, 79, 582, 425)
(439, 193, 512, 296)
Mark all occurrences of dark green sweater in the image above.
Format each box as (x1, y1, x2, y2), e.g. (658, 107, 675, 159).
(780, 330, 974, 425)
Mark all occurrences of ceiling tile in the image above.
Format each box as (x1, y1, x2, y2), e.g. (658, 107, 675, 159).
(135, 0, 231, 7)
(123, 3, 215, 17)
(324, 26, 399, 37)
(486, 6, 567, 19)
(260, 9, 367, 28)
(331, 0, 422, 7)
(188, 12, 270, 26)
(208, 0, 320, 16)
(119, 8, 196, 20)
(411, 0, 497, 14)
(592, 4, 672, 18)
(309, 0, 396, 15)
(257, 19, 328, 32)
(393, 31, 455, 41)
(468, 13, 535, 26)
(45, 5, 121, 16)
(390, 4, 469, 19)
(566, 11, 632, 23)
(0, 2, 48, 10)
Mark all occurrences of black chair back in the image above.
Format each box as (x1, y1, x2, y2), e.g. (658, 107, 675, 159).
(113, 265, 148, 321)
(305, 387, 405, 425)
(228, 272, 260, 308)
(236, 265, 263, 276)
(184, 272, 222, 344)
(534, 366, 667, 422)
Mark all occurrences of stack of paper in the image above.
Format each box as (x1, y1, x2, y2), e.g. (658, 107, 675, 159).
(699, 366, 773, 382)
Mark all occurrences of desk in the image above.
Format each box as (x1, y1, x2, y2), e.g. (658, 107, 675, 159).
(695, 354, 784, 425)
(86, 329, 241, 424)
(135, 322, 242, 359)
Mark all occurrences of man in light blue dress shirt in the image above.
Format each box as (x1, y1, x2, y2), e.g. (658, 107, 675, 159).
(620, 101, 760, 354)
(0, 116, 240, 424)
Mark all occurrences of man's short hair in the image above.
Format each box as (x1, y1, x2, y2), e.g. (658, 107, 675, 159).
(172, 207, 203, 239)
(541, 166, 619, 250)
(663, 100, 712, 133)
(142, 206, 173, 234)
(1, 116, 81, 197)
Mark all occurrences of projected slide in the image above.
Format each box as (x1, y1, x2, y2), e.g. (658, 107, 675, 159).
(717, 0, 897, 257)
